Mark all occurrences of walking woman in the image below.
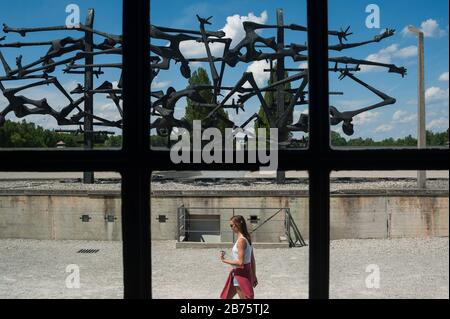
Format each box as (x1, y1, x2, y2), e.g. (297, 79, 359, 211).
(220, 215, 258, 299)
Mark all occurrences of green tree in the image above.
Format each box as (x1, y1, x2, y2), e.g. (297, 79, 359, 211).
(184, 67, 230, 134)
(398, 134, 417, 147)
(427, 129, 449, 146)
(254, 67, 293, 143)
(330, 131, 347, 146)
(0, 120, 93, 147)
(150, 135, 168, 147)
(104, 135, 123, 147)
(10, 132, 25, 146)
(329, 128, 450, 147)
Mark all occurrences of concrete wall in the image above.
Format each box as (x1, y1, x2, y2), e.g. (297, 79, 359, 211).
(330, 195, 449, 239)
(0, 194, 122, 241)
(0, 190, 448, 241)
(151, 196, 309, 243)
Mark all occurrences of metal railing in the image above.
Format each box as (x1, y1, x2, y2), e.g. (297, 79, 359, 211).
(177, 205, 307, 247)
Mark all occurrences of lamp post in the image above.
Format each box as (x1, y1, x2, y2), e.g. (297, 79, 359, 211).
(408, 25, 426, 189)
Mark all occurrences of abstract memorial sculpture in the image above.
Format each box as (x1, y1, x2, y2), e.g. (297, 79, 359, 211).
(0, 8, 407, 156)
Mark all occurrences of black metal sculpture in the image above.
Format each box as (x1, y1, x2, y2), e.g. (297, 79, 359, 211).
(147, 10, 406, 146)
(0, 8, 407, 155)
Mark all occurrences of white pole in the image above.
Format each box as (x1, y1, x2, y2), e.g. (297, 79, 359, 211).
(409, 26, 427, 188)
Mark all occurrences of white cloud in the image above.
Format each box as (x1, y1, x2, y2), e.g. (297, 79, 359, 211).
(375, 124, 394, 133)
(353, 111, 379, 125)
(245, 59, 270, 87)
(151, 77, 171, 90)
(63, 80, 79, 93)
(439, 72, 449, 82)
(395, 46, 418, 58)
(420, 19, 447, 37)
(334, 99, 373, 110)
(293, 109, 309, 121)
(222, 11, 268, 47)
(98, 102, 115, 111)
(402, 19, 448, 38)
(401, 27, 411, 36)
(179, 40, 220, 58)
(393, 110, 407, 121)
(219, 58, 270, 102)
(425, 86, 449, 104)
(361, 44, 416, 73)
(179, 11, 268, 59)
(221, 89, 241, 105)
(298, 62, 308, 69)
(392, 110, 417, 124)
(97, 111, 121, 121)
(427, 117, 449, 130)
(112, 81, 120, 89)
(365, 44, 397, 65)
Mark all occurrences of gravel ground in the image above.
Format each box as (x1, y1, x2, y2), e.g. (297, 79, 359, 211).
(0, 238, 447, 299)
(151, 179, 449, 192)
(0, 239, 124, 299)
(0, 178, 448, 192)
(0, 180, 122, 192)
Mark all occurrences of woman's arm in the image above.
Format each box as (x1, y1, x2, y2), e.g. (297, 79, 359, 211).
(251, 250, 258, 287)
(251, 250, 256, 275)
(221, 238, 246, 267)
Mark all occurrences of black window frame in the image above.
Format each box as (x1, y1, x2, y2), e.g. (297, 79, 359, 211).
(0, 0, 448, 299)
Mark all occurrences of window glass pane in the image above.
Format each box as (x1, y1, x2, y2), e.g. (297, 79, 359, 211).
(330, 170, 449, 298)
(0, 1, 123, 149)
(328, 0, 449, 149)
(151, 171, 309, 299)
(0, 171, 123, 298)
(150, 0, 310, 154)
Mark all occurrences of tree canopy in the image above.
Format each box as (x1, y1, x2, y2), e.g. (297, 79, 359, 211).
(184, 67, 230, 134)
(0, 120, 80, 147)
(254, 67, 293, 142)
(1, 115, 448, 149)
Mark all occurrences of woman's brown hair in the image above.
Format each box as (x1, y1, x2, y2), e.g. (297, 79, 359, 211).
(230, 215, 252, 246)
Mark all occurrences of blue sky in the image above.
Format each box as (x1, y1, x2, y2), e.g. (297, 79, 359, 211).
(1, 0, 448, 141)
(328, 0, 449, 140)
(0, 0, 122, 133)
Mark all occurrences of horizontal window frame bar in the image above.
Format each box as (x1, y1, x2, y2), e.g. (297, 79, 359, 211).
(0, 149, 447, 171)
(1, 148, 446, 157)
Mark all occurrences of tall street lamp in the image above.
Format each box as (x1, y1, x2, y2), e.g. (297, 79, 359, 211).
(408, 25, 426, 189)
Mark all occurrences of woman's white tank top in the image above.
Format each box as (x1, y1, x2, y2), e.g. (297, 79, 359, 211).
(231, 236, 253, 267)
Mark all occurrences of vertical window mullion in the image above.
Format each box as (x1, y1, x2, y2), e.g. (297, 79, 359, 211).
(308, 169, 331, 298)
(122, 0, 151, 299)
(307, 0, 331, 299)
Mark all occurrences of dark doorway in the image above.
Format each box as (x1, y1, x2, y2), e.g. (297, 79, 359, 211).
(188, 215, 220, 242)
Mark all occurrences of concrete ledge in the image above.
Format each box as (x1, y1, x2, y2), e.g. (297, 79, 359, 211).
(153, 190, 309, 197)
(175, 242, 290, 249)
(0, 189, 121, 197)
(152, 189, 448, 197)
(331, 189, 449, 197)
(0, 188, 447, 197)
